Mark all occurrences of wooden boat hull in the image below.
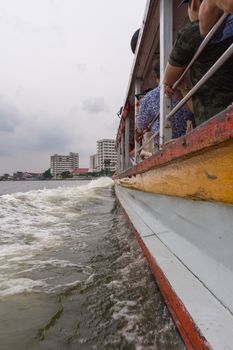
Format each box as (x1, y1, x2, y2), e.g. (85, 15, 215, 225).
(119, 141, 233, 203)
(115, 111, 233, 204)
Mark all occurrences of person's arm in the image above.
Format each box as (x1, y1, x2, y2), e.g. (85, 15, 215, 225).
(163, 64, 186, 97)
(215, 0, 233, 12)
(199, 0, 223, 35)
(163, 22, 199, 97)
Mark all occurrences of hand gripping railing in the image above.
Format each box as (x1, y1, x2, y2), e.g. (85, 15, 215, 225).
(135, 13, 231, 161)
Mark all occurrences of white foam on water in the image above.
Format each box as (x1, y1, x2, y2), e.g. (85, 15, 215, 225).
(47, 278, 81, 293)
(111, 302, 141, 343)
(0, 177, 113, 296)
(0, 278, 47, 296)
(106, 280, 123, 289)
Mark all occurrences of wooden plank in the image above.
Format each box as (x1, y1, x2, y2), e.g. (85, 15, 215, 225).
(118, 141, 233, 203)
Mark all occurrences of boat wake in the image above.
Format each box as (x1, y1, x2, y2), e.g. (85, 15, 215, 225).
(0, 177, 113, 296)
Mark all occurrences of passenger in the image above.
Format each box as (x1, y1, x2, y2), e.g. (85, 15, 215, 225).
(164, 0, 233, 126)
(199, 0, 233, 35)
(135, 88, 154, 158)
(201, 0, 233, 15)
(136, 64, 195, 147)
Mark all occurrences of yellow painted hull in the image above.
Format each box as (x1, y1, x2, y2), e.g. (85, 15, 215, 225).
(119, 143, 233, 204)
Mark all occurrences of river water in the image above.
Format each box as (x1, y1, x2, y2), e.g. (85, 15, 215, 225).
(0, 179, 185, 350)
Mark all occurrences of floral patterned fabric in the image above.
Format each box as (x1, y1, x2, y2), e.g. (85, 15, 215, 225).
(136, 86, 195, 141)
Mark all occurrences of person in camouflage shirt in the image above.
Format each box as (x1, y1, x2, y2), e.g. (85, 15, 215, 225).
(163, 0, 233, 126)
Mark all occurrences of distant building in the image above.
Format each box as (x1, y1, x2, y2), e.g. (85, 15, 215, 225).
(12, 172, 42, 180)
(0, 173, 12, 181)
(89, 154, 98, 172)
(97, 139, 117, 172)
(50, 152, 79, 178)
(72, 168, 89, 175)
(13, 171, 24, 180)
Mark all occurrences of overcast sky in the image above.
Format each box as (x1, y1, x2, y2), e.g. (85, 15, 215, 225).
(0, 0, 147, 174)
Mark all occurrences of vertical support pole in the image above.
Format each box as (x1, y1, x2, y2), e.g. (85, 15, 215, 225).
(117, 144, 121, 173)
(119, 139, 122, 172)
(120, 136, 124, 171)
(135, 78, 142, 162)
(159, 0, 173, 146)
(124, 116, 130, 170)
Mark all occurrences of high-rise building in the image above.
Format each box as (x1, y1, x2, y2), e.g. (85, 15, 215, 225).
(50, 152, 79, 178)
(97, 139, 117, 171)
(89, 154, 98, 172)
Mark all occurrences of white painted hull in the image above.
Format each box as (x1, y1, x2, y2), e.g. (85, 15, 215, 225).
(115, 185, 233, 350)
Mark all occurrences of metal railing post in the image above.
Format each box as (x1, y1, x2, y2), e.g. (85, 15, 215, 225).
(124, 115, 130, 169)
(120, 136, 124, 172)
(135, 78, 142, 162)
(159, 0, 173, 147)
(117, 144, 121, 173)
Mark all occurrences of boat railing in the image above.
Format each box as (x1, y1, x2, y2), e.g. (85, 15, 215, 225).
(135, 12, 232, 160)
(172, 13, 228, 90)
(117, 2, 233, 172)
(166, 42, 233, 122)
(137, 130, 159, 154)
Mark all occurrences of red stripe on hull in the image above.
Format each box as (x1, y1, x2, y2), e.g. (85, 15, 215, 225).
(116, 196, 212, 350)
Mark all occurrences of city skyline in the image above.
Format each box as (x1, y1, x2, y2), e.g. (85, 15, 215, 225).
(1, 137, 117, 175)
(0, 0, 147, 173)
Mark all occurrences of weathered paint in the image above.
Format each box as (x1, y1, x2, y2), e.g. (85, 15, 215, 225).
(118, 142, 233, 203)
(115, 110, 233, 177)
(114, 110, 233, 204)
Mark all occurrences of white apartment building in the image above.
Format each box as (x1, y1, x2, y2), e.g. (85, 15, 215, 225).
(89, 154, 98, 172)
(50, 152, 79, 178)
(97, 139, 117, 172)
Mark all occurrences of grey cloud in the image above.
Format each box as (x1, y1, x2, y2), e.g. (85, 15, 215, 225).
(0, 125, 76, 165)
(68, 106, 79, 116)
(48, 0, 58, 8)
(52, 25, 66, 45)
(0, 99, 20, 132)
(22, 129, 71, 152)
(75, 63, 87, 72)
(13, 16, 47, 35)
(12, 16, 64, 39)
(15, 85, 24, 98)
(82, 97, 107, 113)
(0, 148, 11, 156)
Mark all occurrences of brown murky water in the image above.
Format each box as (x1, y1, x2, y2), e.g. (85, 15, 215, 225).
(0, 179, 185, 350)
